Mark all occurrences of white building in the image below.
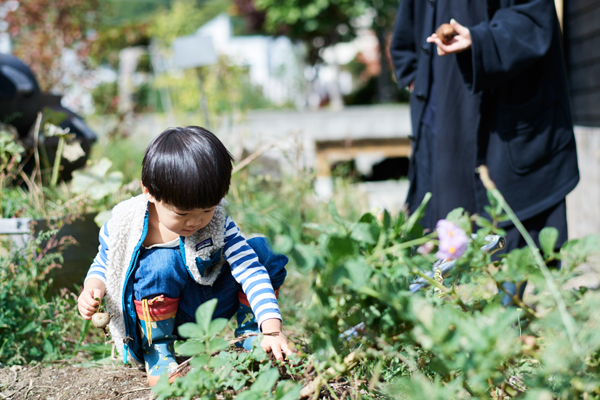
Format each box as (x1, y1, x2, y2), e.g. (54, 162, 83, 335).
(196, 14, 302, 105)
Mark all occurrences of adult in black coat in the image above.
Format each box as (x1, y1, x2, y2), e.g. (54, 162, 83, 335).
(390, 0, 579, 257)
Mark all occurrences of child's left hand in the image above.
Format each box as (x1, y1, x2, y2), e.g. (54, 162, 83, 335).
(260, 319, 295, 361)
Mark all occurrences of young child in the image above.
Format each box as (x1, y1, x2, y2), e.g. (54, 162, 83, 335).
(77, 126, 294, 386)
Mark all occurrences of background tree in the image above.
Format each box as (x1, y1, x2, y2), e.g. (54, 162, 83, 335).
(4, 0, 101, 92)
(233, 0, 402, 103)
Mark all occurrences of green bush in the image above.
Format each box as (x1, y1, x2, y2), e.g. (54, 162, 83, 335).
(0, 231, 86, 365)
(288, 193, 600, 398)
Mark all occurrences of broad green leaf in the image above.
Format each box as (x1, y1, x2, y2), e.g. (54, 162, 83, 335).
(207, 318, 228, 337)
(251, 368, 280, 393)
(176, 340, 205, 356)
(190, 354, 210, 368)
(17, 320, 37, 335)
(276, 381, 303, 400)
(195, 298, 218, 333)
(235, 392, 261, 400)
(539, 227, 559, 259)
(42, 339, 55, 356)
(274, 234, 294, 254)
(208, 338, 229, 353)
(29, 347, 42, 357)
(350, 222, 378, 245)
(343, 258, 370, 287)
(62, 141, 85, 162)
(290, 243, 317, 270)
(94, 210, 112, 228)
(178, 322, 206, 339)
(329, 200, 351, 230)
(71, 158, 123, 199)
(327, 236, 357, 260)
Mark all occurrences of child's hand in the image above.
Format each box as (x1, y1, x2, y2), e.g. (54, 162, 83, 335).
(260, 319, 295, 361)
(77, 278, 106, 320)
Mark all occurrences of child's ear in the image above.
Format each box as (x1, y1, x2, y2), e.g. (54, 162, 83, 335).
(141, 182, 156, 203)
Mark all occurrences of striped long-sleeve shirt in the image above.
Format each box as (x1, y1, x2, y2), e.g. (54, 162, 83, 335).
(86, 216, 281, 327)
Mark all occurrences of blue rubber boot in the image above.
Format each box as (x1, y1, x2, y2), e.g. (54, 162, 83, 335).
(234, 291, 259, 350)
(135, 295, 179, 386)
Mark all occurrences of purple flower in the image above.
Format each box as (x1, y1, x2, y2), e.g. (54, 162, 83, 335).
(436, 219, 469, 260)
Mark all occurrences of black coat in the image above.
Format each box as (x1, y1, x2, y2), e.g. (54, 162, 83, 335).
(390, 0, 579, 226)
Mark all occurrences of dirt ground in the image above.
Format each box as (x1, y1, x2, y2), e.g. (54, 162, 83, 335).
(0, 353, 356, 400)
(0, 361, 156, 400)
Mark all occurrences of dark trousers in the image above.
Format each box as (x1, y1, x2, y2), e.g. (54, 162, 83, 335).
(497, 200, 568, 305)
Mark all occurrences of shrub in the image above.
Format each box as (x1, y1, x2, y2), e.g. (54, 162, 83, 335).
(0, 230, 84, 365)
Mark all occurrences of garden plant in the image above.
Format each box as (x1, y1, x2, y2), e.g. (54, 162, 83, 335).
(1, 131, 600, 399)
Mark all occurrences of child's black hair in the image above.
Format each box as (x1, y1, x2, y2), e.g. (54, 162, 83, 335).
(141, 126, 234, 210)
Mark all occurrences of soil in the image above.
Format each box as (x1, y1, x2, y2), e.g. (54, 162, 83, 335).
(0, 353, 355, 400)
(0, 361, 154, 400)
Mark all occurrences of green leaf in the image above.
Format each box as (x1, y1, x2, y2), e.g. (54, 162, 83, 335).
(382, 210, 391, 230)
(190, 354, 210, 368)
(70, 158, 123, 199)
(236, 392, 262, 400)
(327, 235, 357, 260)
(343, 258, 370, 287)
(176, 340, 206, 356)
(43, 339, 55, 356)
(404, 192, 431, 237)
(251, 368, 280, 393)
(207, 318, 228, 337)
(329, 200, 351, 230)
(195, 299, 218, 333)
(276, 381, 303, 400)
(178, 322, 206, 339)
(208, 338, 229, 353)
(290, 243, 317, 270)
(274, 234, 294, 254)
(29, 347, 41, 357)
(17, 320, 37, 335)
(539, 227, 559, 258)
(350, 222, 379, 245)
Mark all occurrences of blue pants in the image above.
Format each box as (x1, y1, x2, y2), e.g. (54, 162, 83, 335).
(132, 237, 287, 325)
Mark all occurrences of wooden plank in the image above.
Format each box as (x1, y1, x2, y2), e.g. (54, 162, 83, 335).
(314, 138, 412, 178)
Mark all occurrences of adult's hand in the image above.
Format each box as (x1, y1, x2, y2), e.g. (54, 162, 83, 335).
(427, 19, 471, 56)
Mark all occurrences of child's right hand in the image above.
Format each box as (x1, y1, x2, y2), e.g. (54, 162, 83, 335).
(77, 279, 106, 319)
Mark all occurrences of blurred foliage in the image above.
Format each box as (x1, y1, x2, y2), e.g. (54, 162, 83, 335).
(4, 0, 101, 92)
(0, 230, 102, 364)
(152, 55, 274, 116)
(234, 0, 398, 65)
(148, 0, 230, 45)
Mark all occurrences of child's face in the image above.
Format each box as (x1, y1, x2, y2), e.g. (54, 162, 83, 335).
(153, 201, 216, 237)
(142, 184, 217, 236)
